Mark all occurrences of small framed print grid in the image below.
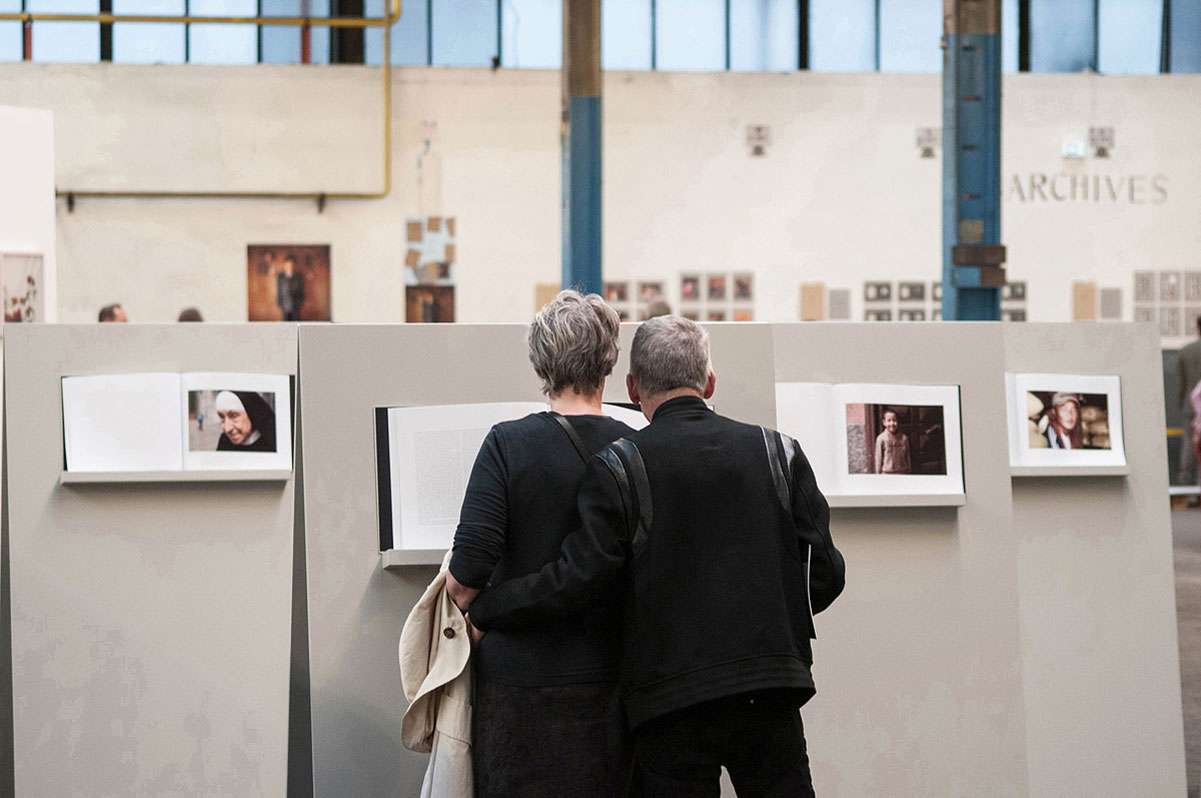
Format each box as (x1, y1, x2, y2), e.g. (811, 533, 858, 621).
(604, 280, 671, 321)
(863, 279, 1028, 322)
(1133, 270, 1200, 339)
(679, 272, 754, 322)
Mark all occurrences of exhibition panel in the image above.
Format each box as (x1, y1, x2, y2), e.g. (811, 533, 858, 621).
(773, 322, 1027, 797)
(3, 323, 297, 797)
(297, 323, 541, 797)
(1005, 322, 1187, 798)
(296, 321, 776, 796)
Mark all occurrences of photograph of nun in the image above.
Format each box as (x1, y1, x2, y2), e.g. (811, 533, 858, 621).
(188, 389, 278, 453)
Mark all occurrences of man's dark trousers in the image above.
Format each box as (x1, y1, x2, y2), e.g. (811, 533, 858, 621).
(633, 690, 815, 798)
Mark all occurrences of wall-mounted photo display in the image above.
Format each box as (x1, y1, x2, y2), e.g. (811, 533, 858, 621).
(898, 282, 925, 302)
(406, 285, 455, 322)
(733, 273, 753, 301)
(376, 402, 647, 551)
(708, 274, 727, 301)
(638, 281, 665, 302)
(864, 282, 892, 302)
(605, 281, 629, 303)
(1005, 373, 1126, 469)
(62, 372, 293, 473)
(247, 244, 331, 322)
(774, 382, 964, 501)
(1, 252, 44, 335)
(403, 215, 456, 286)
(680, 274, 701, 302)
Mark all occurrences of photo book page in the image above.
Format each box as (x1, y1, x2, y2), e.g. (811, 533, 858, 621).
(62, 371, 293, 473)
(1005, 373, 1126, 469)
(775, 382, 965, 499)
(182, 372, 293, 471)
(378, 401, 648, 551)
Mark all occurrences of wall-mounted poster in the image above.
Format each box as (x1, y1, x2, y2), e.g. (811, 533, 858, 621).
(62, 372, 293, 473)
(1005, 373, 1126, 469)
(775, 382, 965, 501)
(1, 252, 44, 335)
(247, 245, 331, 322)
(404, 216, 457, 285)
(406, 285, 455, 322)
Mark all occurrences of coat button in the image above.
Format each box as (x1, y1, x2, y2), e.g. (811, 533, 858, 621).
(443, 627, 456, 639)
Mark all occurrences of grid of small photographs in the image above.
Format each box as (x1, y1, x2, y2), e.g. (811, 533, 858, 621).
(679, 272, 754, 322)
(604, 280, 673, 321)
(1134, 270, 1201, 340)
(863, 280, 1028, 321)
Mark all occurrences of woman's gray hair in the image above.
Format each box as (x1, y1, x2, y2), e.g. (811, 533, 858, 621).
(629, 316, 711, 396)
(528, 290, 621, 397)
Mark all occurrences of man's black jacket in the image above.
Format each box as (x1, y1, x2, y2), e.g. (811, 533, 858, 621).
(470, 395, 845, 729)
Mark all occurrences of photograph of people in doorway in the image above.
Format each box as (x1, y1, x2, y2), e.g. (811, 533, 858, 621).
(846, 403, 947, 475)
(247, 244, 331, 322)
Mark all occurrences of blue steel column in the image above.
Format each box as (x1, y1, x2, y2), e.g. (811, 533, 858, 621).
(942, 0, 1006, 320)
(562, 0, 603, 295)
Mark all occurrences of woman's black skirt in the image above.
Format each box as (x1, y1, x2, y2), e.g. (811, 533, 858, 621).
(472, 677, 630, 798)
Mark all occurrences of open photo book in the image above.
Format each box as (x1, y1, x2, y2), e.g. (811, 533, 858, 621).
(377, 401, 648, 552)
(61, 372, 293, 472)
(774, 382, 965, 500)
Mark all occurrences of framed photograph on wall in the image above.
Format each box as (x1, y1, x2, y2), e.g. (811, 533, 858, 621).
(774, 382, 964, 503)
(1005, 373, 1126, 471)
(1, 252, 44, 335)
(406, 285, 455, 323)
(247, 245, 331, 322)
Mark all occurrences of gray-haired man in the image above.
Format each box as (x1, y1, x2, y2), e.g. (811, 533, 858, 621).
(469, 315, 845, 797)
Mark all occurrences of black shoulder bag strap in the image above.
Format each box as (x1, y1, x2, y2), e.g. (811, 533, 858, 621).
(763, 427, 817, 635)
(548, 412, 592, 463)
(762, 426, 792, 511)
(597, 439, 652, 556)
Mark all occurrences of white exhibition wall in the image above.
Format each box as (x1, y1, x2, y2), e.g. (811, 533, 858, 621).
(0, 65, 1196, 338)
(0, 104, 57, 323)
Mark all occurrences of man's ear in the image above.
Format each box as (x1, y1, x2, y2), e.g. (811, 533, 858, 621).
(702, 370, 716, 400)
(626, 374, 641, 405)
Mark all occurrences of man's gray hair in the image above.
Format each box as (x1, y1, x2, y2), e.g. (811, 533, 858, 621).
(528, 290, 621, 397)
(629, 315, 711, 396)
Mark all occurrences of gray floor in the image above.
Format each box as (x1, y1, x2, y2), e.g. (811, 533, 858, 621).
(1173, 508, 1201, 798)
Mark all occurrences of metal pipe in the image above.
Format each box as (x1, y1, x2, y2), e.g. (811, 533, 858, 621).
(0, 12, 388, 26)
(46, 0, 400, 206)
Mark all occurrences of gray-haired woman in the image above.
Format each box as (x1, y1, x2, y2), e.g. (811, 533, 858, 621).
(446, 290, 634, 798)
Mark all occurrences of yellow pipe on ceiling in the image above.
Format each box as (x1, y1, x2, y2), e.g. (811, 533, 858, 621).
(7, 0, 402, 207)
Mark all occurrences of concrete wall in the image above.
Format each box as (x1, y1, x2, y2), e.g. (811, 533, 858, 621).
(0, 105, 57, 322)
(0, 65, 1196, 336)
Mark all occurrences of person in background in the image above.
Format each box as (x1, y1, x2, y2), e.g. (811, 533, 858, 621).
(444, 290, 635, 798)
(874, 409, 912, 474)
(276, 256, 305, 321)
(1178, 316, 1201, 490)
(466, 315, 845, 798)
(98, 303, 127, 322)
(178, 307, 204, 322)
